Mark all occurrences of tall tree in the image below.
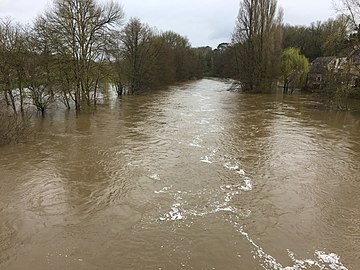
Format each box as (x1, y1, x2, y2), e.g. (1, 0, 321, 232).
(161, 31, 193, 81)
(232, 0, 283, 91)
(145, 36, 176, 88)
(36, 0, 124, 110)
(118, 18, 158, 94)
(25, 29, 56, 116)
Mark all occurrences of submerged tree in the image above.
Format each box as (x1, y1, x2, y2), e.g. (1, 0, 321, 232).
(36, 0, 124, 110)
(118, 18, 158, 94)
(280, 48, 309, 93)
(25, 36, 55, 116)
(232, 0, 283, 91)
(0, 19, 29, 115)
(114, 25, 205, 94)
(161, 31, 204, 81)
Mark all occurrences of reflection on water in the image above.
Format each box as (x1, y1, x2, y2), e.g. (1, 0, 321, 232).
(0, 79, 359, 269)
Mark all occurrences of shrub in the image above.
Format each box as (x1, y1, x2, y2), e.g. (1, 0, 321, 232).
(0, 102, 29, 146)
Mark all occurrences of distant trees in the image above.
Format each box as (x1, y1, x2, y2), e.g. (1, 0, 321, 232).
(232, 0, 283, 91)
(321, 15, 353, 55)
(283, 23, 323, 62)
(114, 27, 205, 95)
(160, 31, 202, 82)
(283, 16, 353, 61)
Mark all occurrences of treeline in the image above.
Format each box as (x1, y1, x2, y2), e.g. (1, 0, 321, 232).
(207, 0, 360, 94)
(1, 0, 360, 145)
(3, 0, 357, 116)
(283, 15, 358, 62)
(0, 0, 210, 118)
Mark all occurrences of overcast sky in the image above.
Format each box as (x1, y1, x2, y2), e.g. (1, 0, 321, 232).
(0, 0, 336, 48)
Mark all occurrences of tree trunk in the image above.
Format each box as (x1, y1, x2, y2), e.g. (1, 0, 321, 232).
(7, 89, 17, 115)
(93, 77, 99, 107)
(17, 70, 24, 116)
(3, 90, 10, 106)
(63, 91, 71, 110)
(283, 80, 289, 94)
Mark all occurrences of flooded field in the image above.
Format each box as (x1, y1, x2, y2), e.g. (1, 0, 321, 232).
(0, 79, 359, 269)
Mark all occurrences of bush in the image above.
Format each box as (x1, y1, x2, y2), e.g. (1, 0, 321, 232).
(0, 103, 29, 146)
(348, 87, 360, 99)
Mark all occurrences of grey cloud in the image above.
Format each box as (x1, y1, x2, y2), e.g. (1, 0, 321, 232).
(1, 0, 336, 48)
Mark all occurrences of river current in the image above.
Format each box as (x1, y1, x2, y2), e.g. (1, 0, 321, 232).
(0, 79, 359, 269)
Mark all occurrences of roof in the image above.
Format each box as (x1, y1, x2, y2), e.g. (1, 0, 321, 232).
(309, 56, 336, 74)
(349, 49, 360, 66)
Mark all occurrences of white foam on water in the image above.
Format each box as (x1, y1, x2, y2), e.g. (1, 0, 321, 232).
(281, 250, 348, 270)
(237, 169, 246, 176)
(198, 119, 210, 125)
(223, 161, 253, 192)
(314, 251, 348, 270)
(224, 163, 247, 177)
(159, 196, 252, 222)
(157, 183, 252, 222)
(241, 178, 253, 191)
(149, 174, 161, 181)
(159, 202, 185, 221)
(232, 222, 348, 270)
(156, 160, 254, 222)
(221, 178, 253, 193)
(155, 183, 347, 270)
(189, 143, 202, 148)
(190, 135, 203, 148)
(224, 162, 239, 171)
(213, 206, 251, 217)
(200, 148, 219, 164)
(200, 156, 212, 164)
(154, 186, 172, 194)
(153, 154, 347, 270)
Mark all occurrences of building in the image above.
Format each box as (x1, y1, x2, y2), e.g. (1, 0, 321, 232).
(307, 48, 360, 90)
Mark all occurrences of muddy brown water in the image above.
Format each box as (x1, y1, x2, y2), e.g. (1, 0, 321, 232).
(0, 79, 359, 269)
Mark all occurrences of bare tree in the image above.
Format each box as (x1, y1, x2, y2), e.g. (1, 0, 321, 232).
(0, 18, 28, 115)
(333, 0, 360, 41)
(36, 0, 124, 110)
(0, 103, 29, 146)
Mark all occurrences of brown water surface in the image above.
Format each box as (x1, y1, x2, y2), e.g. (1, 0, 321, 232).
(0, 79, 359, 269)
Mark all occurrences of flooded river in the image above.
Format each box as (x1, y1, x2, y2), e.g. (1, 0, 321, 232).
(0, 79, 359, 269)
